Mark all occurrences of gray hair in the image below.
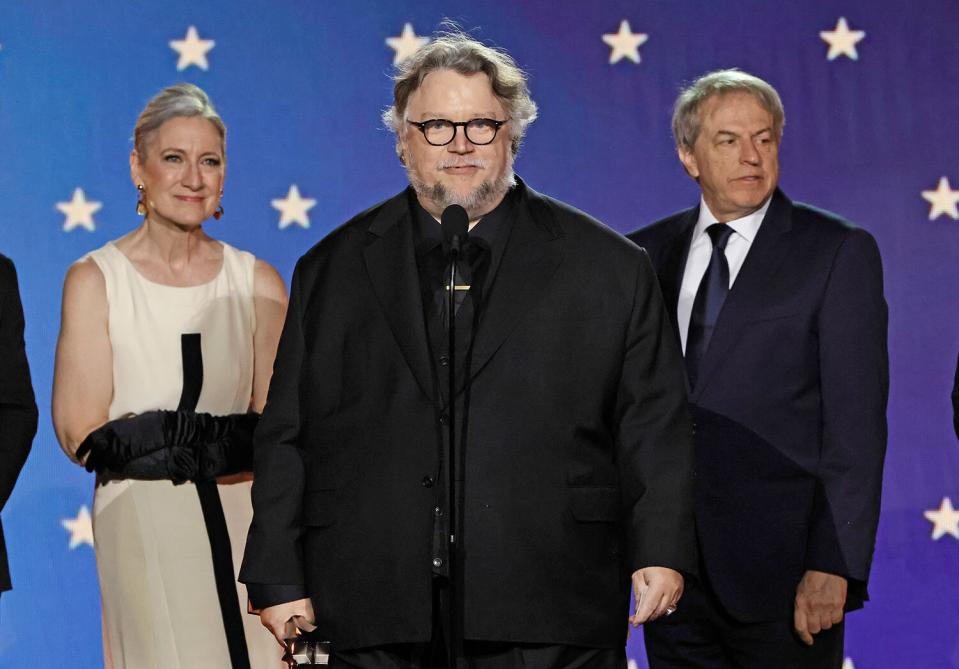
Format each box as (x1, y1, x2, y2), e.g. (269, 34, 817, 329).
(672, 69, 784, 150)
(382, 29, 538, 157)
(133, 83, 226, 159)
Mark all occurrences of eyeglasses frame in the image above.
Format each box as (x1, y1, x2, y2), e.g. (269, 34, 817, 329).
(406, 118, 509, 147)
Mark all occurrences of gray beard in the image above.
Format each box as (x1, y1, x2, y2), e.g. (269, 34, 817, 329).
(407, 168, 516, 219)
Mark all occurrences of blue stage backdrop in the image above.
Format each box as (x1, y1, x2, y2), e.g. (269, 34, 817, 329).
(1, 0, 957, 666)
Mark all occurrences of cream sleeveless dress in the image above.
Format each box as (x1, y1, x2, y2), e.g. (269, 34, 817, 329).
(87, 241, 281, 669)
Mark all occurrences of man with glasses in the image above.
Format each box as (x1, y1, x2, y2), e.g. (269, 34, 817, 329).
(241, 29, 696, 668)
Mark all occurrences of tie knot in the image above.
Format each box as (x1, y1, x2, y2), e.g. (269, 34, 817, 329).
(706, 223, 734, 251)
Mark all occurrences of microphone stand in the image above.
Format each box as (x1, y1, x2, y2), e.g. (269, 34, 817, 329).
(445, 237, 460, 669)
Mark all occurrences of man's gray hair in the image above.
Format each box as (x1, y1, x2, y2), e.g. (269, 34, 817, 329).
(133, 83, 226, 159)
(672, 69, 784, 150)
(382, 29, 538, 157)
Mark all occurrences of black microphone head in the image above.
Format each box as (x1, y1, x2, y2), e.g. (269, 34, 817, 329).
(441, 204, 469, 245)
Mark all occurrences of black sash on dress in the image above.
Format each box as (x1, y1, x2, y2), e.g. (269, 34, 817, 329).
(178, 333, 251, 669)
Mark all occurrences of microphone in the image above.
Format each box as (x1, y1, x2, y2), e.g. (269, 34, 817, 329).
(438, 201, 469, 669)
(441, 204, 469, 253)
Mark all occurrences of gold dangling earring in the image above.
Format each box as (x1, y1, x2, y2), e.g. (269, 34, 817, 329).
(213, 189, 224, 220)
(136, 184, 147, 216)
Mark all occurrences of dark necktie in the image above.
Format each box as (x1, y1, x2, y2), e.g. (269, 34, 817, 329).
(685, 223, 734, 389)
(416, 238, 491, 323)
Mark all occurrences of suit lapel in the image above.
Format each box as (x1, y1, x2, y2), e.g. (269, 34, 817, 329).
(363, 191, 436, 403)
(657, 208, 698, 346)
(461, 183, 564, 391)
(690, 189, 794, 401)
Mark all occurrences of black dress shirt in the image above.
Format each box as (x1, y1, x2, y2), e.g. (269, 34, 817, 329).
(410, 190, 516, 578)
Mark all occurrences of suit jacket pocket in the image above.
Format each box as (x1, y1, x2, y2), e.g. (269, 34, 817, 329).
(303, 489, 336, 527)
(569, 487, 620, 523)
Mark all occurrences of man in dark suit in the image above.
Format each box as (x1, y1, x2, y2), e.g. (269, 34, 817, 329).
(0, 253, 38, 602)
(629, 70, 888, 668)
(241, 31, 696, 667)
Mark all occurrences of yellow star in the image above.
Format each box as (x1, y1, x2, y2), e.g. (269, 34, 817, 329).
(56, 187, 102, 232)
(602, 20, 648, 65)
(820, 17, 866, 61)
(924, 497, 959, 540)
(61, 505, 94, 549)
(169, 26, 215, 71)
(272, 184, 317, 230)
(921, 176, 959, 220)
(386, 23, 429, 65)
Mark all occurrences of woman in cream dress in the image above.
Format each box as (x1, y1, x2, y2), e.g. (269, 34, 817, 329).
(53, 84, 287, 668)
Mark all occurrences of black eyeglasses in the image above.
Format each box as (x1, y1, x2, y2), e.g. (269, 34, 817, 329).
(407, 118, 508, 146)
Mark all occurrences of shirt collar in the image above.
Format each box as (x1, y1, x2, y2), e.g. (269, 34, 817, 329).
(410, 188, 516, 253)
(694, 195, 772, 244)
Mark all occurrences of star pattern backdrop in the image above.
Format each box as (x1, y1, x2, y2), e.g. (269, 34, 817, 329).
(0, 0, 956, 666)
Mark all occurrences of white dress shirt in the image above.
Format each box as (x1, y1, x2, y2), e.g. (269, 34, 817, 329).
(677, 197, 771, 353)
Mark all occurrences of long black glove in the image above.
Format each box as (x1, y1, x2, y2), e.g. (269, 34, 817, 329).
(194, 412, 258, 481)
(77, 410, 258, 484)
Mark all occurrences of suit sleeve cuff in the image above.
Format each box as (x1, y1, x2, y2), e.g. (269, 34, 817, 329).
(246, 583, 308, 611)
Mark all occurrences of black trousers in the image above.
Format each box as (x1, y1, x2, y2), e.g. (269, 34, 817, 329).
(643, 579, 844, 669)
(331, 578, 626, 669)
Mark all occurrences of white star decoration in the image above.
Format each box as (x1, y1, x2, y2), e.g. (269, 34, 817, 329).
(820, 17, 865, 61)
(843, 659, 856, 669)
(386, 23, 429, 65)
(272, 184, 317, 230)
(56, 187, 101, 232)
(169, 26, 215, 71)
(925, 497, 959, 540)
(921, 176, 959, 220)
(602, 20, 648, 65)
(61, 505, 94, 549)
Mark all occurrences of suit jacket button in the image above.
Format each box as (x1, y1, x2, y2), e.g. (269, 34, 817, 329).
(422, 476, 434, 488)
(439, 413, 450, 426)
(439, 355, 450, 367)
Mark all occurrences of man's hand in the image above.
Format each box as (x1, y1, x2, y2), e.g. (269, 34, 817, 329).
(794, 570, 847, 645)
(260, 598, 316, 647)
(630, 567, 684, 626)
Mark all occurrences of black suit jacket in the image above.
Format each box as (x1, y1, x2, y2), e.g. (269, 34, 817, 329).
(628, 189, 887, 623)
(240, 178, 696, 650)
(0, 254, 37, 592)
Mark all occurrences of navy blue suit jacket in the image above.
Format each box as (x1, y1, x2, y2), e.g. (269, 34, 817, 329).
(628, 189, 888, 622)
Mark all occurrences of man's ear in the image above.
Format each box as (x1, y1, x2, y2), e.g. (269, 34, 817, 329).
(678, 146, 700, 180)
(397, 130, 409, 166)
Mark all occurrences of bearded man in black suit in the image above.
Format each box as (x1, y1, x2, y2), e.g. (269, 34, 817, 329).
(629, 69, 888, 669)
(241, 30, 696, 668)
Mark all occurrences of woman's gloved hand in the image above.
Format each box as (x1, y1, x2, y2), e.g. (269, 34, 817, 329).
(76, 410, 259, 483)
